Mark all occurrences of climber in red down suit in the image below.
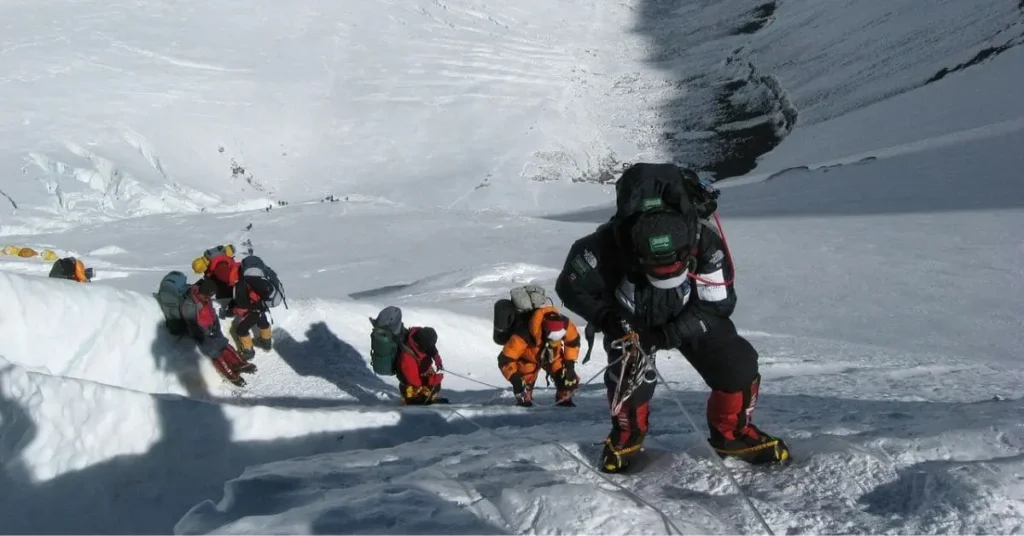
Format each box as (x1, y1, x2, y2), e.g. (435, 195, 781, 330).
(396, 327, 448, 405)
(182, 279, 255, 386)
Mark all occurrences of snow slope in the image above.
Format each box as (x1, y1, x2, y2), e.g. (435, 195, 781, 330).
(5, 0, 1022, 232)
(0, 0, 670, 232)
(2, 0, 1024, 534)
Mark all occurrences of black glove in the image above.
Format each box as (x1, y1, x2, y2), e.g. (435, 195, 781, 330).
(600, 314, 629, 342)
(635, 323, 676, 352)
(509, 373, 527, 394)
(560, 363, 579, 388)
(218, 306, 235, 319)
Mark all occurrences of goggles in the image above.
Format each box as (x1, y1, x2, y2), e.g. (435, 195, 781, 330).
(639, 249, 694, 280)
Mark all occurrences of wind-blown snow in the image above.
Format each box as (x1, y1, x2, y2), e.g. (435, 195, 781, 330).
(2, 0, 1024, 534)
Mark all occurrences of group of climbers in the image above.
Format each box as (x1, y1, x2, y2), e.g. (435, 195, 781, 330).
(368, 161, 790, 474)
(190, 244, 286, 360)
(155, 244, 286, 387)
(369, 285, 582, 408)
(156, 272, 255, 386)
(45, 160, 790, 475)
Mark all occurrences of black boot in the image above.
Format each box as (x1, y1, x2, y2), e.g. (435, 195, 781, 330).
(255, 327, 273, 351)
(600, 438, 643, 474)
(514, 386, 534, 407)
(555, 389, 576, 407)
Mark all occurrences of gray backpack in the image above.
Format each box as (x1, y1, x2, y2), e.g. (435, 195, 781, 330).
(240, 255, 287, 309)
(493, 285, 550, 345)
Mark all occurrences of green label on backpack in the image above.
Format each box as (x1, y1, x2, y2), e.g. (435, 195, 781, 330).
(649, 234, 674, 253)
(641, 197, 664, 211)
(571, 254, 592, 276)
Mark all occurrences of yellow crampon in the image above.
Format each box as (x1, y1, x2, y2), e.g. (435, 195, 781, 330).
(713, 437, 791, 465)
(602, 438, 643, 472)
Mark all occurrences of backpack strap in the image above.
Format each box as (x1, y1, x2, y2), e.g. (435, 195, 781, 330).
(686, 221, 703, 273)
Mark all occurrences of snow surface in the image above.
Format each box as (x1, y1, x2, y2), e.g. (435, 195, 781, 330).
(2, 0, 1024, 534)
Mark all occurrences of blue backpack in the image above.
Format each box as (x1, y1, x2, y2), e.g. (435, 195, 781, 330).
(240, 255, 287, 309)
(156, 271, 190, 335)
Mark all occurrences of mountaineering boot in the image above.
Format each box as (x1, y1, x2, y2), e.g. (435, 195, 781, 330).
(221, 347, 257, 375)
(600, 437, 643, 474)
(236, 360, 257, 374)
(710, 424, 790, 464)
(212, 355, 245, 387)
(237, 334, 256, 360)
(600, 399, 650, 473)
(426, 385, 448, 404)
(515, 386, 534, 407)
(707, 375, 790, 465)
(255, 326, 273, 351)
(555, 389, 576, 407)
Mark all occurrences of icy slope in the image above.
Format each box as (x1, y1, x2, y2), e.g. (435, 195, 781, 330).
(628, 0, 1024, 176)
(176, 393, 1024, 535)
(0, 352, 559, 534)
(5, 203, 1021, 535)
(171, 23, 1024, 533)
(0, 270, 516, 402)
(3, 0, 1024, 533)
(0, 0, 662, 231)
(5, 0, 1020, 233)
(736, 44, 1024, 182)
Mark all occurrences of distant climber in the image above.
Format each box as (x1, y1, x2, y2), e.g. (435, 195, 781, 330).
(156, 272, 255, 386)
(497, 306, 581, 407)
(48, 256, 93, 283)
(396, 326, 447, 405)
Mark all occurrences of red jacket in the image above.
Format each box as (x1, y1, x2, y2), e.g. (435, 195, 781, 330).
(180, 286, 218, 336)
(206, 255, 239, 288)
(396, 328, 443, 387)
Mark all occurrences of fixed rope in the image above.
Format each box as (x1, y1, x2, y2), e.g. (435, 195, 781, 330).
(654, 368, 776, 536)
(442, 351, 626, 408)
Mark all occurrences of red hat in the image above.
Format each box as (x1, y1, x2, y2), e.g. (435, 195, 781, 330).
(542, 314, 567, 341)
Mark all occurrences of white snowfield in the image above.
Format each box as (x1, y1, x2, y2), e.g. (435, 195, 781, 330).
(2, 0, 1024, 534)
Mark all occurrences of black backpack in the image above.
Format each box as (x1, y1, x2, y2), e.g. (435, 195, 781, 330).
(610, 162, 721, 259)
(48, 257, 77, 280)
(240, 255, 287, 309)
(493, 285, 550, 345)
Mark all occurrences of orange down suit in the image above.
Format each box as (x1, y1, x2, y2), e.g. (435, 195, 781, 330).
(498, 306, 580, 385)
